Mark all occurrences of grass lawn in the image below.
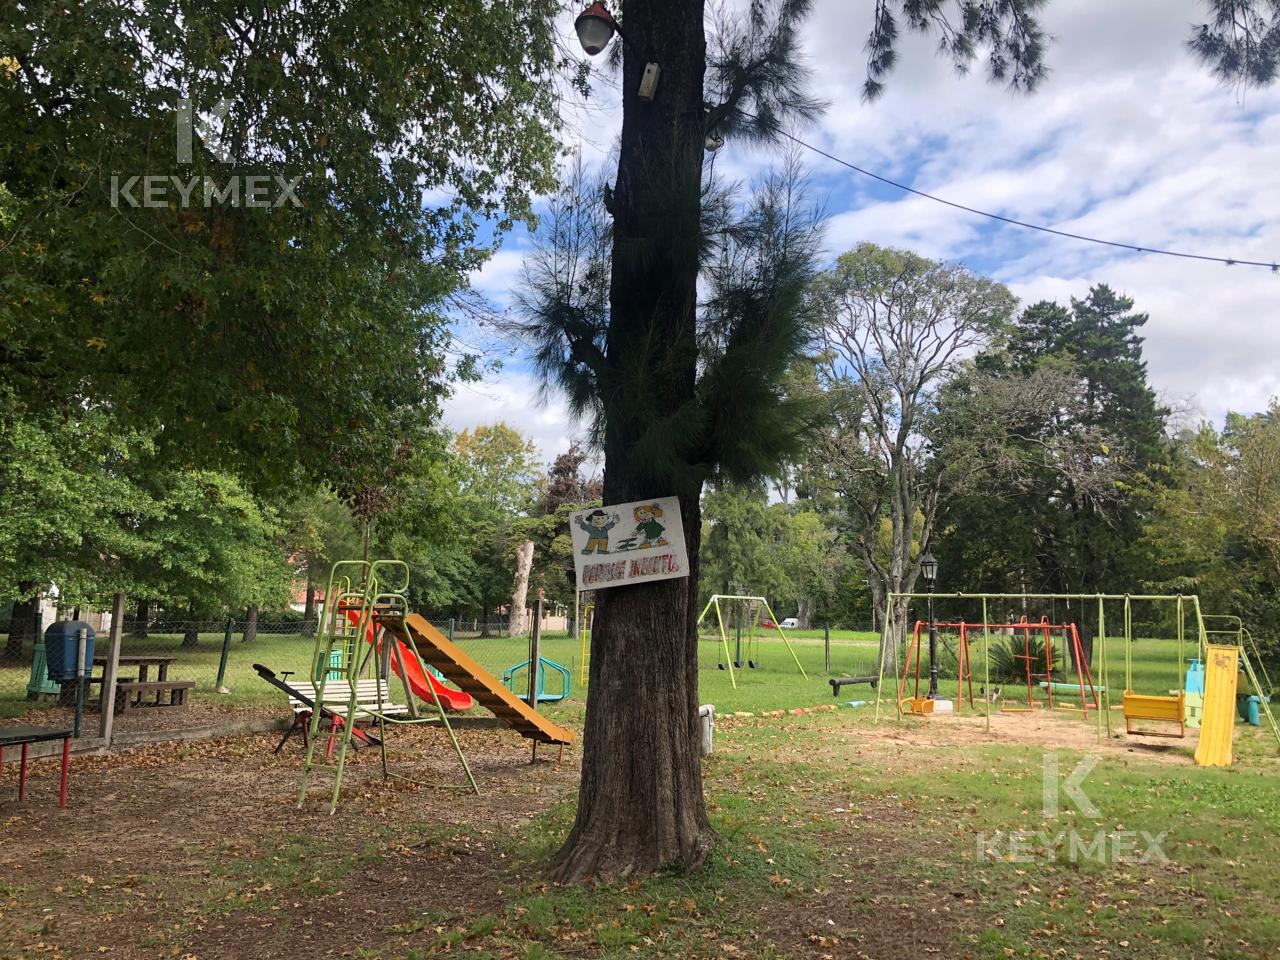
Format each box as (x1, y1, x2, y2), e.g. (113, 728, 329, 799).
(1, 624, 1266, 724)
(1, 706, 1277, 958)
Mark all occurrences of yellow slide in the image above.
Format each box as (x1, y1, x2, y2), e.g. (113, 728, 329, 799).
(386, 614, 576, 746)
(1195, 643, 1241, 767)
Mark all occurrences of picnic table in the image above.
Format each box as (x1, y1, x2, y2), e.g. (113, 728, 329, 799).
(93, 654, 176, 683)
(57, 654, 180, 707)
(90, 655, 193, 714)
(0, 726, 72, 808)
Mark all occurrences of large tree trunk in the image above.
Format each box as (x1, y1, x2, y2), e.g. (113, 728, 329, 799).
(4, 591, 39, 663)
(509, 540, 535, 636)
(303, 579, 317, 636)
(243, 605, 259, 644)
(797, 596, 814, 630)
(181, 604, 200, 648)
(550, 0, 713, 883)
(132, 599, 150, 637)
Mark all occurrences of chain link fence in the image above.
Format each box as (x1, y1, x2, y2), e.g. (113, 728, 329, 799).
(1, 613, 582, 740)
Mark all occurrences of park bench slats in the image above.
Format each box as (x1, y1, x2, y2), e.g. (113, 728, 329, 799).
(114, 679, 195, 715)
(285, 680, 412, 719)
(271, 677, 418, 754)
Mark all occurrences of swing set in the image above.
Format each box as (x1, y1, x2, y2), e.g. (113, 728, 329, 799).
(696, 594, 807, 689)
(897, 617, 1098, 718)
(874, 591, 1280, 754)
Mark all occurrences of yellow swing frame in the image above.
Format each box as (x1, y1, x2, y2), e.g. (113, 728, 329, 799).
(695, 594, 807, 689)
(1120, 595, 1197, 738)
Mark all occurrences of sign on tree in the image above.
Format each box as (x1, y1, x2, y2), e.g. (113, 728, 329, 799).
(569, 497, 690, 591)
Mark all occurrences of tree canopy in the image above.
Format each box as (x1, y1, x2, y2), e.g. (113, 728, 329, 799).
(0, 0, 563, 495)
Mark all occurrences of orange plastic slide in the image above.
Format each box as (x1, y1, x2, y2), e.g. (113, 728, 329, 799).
(342, 608, 474, 711)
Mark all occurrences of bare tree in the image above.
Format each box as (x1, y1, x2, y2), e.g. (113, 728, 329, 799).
(811, 246, 1132, 668)
(811, 244, 1015, 660)
(509, 540, 536, 636)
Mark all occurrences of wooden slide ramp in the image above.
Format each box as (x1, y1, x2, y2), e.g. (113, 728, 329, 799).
(386, 613, 576, 746)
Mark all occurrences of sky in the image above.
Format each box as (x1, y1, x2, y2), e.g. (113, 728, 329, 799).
(444, 0, 1280, 465)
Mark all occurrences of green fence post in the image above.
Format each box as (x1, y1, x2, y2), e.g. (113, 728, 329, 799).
(824, 622, 831, 674)
(448, 618, 455, 644)
(215, 617, 233, 693)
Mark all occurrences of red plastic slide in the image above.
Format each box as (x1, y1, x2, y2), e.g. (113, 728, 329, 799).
(342, 608, 474, 711)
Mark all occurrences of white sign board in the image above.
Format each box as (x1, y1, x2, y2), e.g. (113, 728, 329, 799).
(570, 496, 690, 591)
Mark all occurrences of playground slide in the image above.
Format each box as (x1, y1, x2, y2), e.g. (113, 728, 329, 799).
(387, 613, 576, 746)
(343, 609, 475, 712)
(1195, 643, 1240, 767)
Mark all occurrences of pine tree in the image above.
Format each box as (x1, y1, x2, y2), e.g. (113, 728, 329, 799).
(517, 0, 1050, 882)
(942, 286, 1171, 635)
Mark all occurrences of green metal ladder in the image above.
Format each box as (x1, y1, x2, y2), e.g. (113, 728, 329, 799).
(297, 559, 479, 814)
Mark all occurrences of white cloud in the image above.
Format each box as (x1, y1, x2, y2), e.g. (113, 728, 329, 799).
(798, 0, 1280, 421)
(442, 369, 583, 467)
(463, 0, 1280, 441)
(468, 248, 527, 310)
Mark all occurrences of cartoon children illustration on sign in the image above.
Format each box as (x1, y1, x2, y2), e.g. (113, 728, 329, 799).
(577, 509, 620, 554)
(631, 503, 670, 549)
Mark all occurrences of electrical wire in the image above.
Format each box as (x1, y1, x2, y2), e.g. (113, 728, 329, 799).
(769, 126, 1279, 272)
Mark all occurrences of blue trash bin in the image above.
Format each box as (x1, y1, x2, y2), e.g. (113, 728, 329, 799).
(43, 621, 96, 681)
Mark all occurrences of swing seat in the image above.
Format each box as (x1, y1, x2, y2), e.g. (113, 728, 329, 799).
(899, 696, 934, 717)
(1122, 690, 1185, 738)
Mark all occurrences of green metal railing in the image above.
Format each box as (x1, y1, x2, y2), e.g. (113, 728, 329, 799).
(296, 559, 478, 814)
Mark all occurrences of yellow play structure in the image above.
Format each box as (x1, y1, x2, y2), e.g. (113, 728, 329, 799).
(1195, 643, 1243, 767)
(578, 601, 593, 686)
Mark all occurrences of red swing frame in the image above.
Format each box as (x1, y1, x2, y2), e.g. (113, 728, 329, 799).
(898, 617, 1099, 717)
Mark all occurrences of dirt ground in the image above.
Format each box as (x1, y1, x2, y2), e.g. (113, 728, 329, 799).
(1, 725, 577, 960)
(0, 707, 1237, 960)
(827, 704, 1199, 764)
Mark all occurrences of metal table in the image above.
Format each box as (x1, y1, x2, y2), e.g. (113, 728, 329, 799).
(0, 726, 72, 808)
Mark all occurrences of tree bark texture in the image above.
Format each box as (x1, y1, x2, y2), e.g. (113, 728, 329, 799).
(132, 599, 150, 637)
(3, 593, 38, 663)
(243, 605, 259, 644)
(181, 606, 199, 649)
(550, 0, 714, 883)
(510, 540, 535, 636)
(303, 580, 317, 636)
(797, 596, 813, 630)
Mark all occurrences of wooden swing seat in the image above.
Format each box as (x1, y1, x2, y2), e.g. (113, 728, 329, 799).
(1122, 690, 1186, 738)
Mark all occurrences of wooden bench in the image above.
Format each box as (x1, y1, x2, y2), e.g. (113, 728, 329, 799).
(114, 679, 196, 715)
(286, 679, 411, 720)
(275, 678, 418, 753)
(829, 675, 879, 698)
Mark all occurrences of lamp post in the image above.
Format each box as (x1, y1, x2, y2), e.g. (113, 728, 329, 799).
(574, 2, 618, 55)
(921, 551, 938, 698)
(574, 2, 661, 100)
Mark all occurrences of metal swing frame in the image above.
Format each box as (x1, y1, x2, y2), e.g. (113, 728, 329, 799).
(696, 594, 807, 689)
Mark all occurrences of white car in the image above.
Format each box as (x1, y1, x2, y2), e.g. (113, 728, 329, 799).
(780, 617, 799, 629)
